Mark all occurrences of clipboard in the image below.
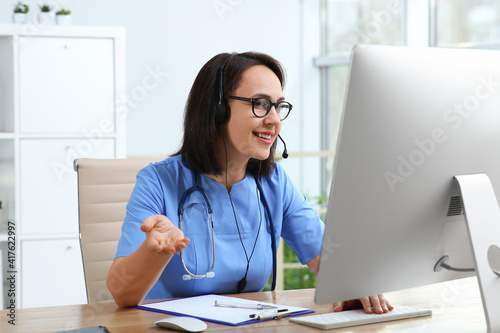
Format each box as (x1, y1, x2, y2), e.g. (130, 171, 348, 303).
(135, 294, 314, 326)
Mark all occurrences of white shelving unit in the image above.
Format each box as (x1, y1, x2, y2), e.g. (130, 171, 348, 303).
(0, 24, 126, 309)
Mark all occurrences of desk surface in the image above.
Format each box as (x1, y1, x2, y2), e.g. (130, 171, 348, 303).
(1, 277, 485, 332)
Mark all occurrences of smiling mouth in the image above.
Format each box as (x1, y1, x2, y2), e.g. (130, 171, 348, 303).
(255, 133, 272, 140)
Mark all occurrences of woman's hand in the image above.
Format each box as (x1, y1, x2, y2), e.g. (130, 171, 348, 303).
(140, 215, 190, 255)
(333, 294, 393, 314)
(107, 215, 189, 307)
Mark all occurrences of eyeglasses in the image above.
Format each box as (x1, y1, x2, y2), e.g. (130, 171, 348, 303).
(229, 96, 293, 121)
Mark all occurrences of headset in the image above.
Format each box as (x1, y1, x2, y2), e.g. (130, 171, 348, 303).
(215, 53, 234, 124)
(213, 53, 278, 291)
(215, 53, 289, 159)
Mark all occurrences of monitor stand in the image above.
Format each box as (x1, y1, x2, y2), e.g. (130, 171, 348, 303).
(450, 174, 500, 333)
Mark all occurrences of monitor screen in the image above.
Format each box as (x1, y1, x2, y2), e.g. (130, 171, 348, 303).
(315, 45, 500, 305)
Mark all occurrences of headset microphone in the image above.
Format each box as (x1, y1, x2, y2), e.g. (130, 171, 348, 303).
(278, 134, 288, 159)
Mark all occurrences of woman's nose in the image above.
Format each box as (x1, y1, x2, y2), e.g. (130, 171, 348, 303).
(264, 105, 281, 124)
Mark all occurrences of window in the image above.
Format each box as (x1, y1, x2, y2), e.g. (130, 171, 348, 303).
(320, 0, 406, 195)
(435, 0, 500, 47)
(272, 0, 500, 291)
(325, 0, 405, 57)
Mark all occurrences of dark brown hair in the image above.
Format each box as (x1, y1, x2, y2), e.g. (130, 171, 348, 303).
(174, 52, 286, 177)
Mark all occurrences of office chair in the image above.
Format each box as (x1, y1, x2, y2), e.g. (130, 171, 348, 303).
(74, 157, 163, 303)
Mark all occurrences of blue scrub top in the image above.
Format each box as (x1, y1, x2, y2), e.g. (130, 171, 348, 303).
(115, 155, 324, 299)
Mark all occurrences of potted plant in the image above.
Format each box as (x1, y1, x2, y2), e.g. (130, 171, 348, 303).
(13, 1, 29, 24)
(55, 9, 71, 25)
(38, 4, 54, 25)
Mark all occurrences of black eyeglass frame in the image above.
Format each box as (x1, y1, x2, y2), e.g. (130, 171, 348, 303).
(229, 96, 293, 121)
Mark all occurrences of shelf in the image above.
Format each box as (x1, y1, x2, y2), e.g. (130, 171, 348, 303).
(18, 133, 117, 139)
(0, 25, 126, 309)
(0, 133, 120, 140)
(0, 24, 125, 39)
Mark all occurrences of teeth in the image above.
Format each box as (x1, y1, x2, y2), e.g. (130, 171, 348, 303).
(256, 133, 271, 139)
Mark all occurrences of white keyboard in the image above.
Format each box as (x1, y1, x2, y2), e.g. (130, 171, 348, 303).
(290, 306, 432, 330)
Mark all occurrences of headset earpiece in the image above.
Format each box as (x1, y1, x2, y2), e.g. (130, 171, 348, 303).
(215, 54, 234, 124)
(215, 99, 229, 124)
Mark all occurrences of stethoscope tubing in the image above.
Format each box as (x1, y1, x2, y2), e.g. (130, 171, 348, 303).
(179, 172, 215, 280)
(178, 170, 277, 290)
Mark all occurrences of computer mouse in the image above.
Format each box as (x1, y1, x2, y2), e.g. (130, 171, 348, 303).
(155, 316, 208, 332)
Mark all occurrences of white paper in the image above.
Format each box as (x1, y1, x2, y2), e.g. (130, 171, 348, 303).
(139, 294, 312, 325)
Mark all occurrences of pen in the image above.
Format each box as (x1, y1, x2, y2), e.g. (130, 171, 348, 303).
(214, 300, 278, 310)
(251, 310, 293, 320)
(249, 309, 289, 318)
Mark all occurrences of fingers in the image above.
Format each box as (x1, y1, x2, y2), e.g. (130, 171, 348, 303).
(359, 295, 392, 314)
(371, 294, 392, 313)
(358, 297, 373, 313)
(150, 237, 190, 255)
(333, 302, 343, 312)
(153, 237, 190, 254)
(380, 294, 394, 312)
(141, 215, 190, 255)
(140, 215, 167, 233)
(335, 295, 393, 314)
(166, 237, 190, 254)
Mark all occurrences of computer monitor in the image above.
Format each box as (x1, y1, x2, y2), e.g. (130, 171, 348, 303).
(315, 45, 500, 330)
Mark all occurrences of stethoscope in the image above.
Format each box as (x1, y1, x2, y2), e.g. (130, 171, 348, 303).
(177, 170, 277, 291)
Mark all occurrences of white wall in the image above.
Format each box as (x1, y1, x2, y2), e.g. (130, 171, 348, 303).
(0, 0, 321, 191)
(0, 0, 318, 152)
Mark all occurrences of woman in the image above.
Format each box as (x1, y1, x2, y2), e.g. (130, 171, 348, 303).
(106, 52, 392, 314)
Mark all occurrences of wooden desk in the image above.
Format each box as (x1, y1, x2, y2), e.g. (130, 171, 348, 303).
(0, 277, 485, 332)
